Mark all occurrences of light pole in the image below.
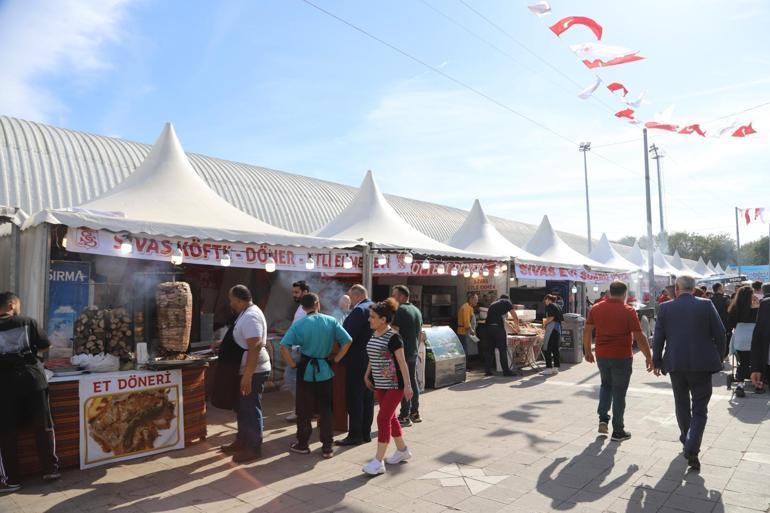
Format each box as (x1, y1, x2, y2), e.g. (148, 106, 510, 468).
(579, 142, 592, 253)
(649, 144, 667, 253)
(643, 129, 657, 312)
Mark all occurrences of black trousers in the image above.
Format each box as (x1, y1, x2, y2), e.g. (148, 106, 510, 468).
(399, 356, 420, 417)
(486, 325, 512, 375)
(735, 350, 752, 382)
(669, 371, 712, 455)
(543, 329, 561, 368)
(0, 387, 58, 484)
(295, 377, 334, 450)
(344, 363, 374, 442)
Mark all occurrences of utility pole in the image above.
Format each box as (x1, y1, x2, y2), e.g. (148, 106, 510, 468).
(734, 207, 742, 277)
(649, 144, 667, 253)
(643, 129, 657, 312)
(580, 142, 592, 253)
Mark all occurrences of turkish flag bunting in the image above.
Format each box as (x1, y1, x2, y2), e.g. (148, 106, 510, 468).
(614, 108, 635, 119)
(549, 16, 603, 40)
(743, 208, 766, 225)
(645, 121, 679, 132)
(732, 123, 756, 137)
(571, 43, 644, 69)
(679, 124, 706, 137)
(607, 82, 629, 97)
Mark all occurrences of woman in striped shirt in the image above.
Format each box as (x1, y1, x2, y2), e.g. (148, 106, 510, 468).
(361, 298, 414, 475)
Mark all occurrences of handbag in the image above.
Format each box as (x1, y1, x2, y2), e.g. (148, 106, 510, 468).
(731, 322, 754, 353)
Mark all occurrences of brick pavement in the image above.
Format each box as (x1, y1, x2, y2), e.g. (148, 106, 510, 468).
(2, 355, 769, 513)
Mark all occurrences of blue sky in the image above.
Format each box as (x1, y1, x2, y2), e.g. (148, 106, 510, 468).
(2, 0, 769, 243)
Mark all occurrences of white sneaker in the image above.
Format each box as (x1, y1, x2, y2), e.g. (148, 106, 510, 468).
(362, 458, 386, 475)
(541, 368, 553, 375)
(553, 368, 560, 374)
(385, 448, 412, 465)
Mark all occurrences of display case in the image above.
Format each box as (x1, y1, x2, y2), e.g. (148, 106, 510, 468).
(423, 326, 466, 388)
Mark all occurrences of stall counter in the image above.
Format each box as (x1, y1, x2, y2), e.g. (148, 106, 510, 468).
(18, 366, 207, 476)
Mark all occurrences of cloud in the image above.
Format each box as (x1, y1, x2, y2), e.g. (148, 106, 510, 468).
(0, 0, 134, 122)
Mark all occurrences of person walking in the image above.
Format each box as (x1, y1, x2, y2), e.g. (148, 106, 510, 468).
(336, 285, 374, 447)
(283, 280, 311, 423)
(457, 292, 479, 366)
(485, 294, 516, 377)
(653, 276, 726, 471)
(280, 293, 352, 459)
(749, 283, 770, 394)
(726, 286, 757, 397)
(362, 299, 413, 476)
(212, 285, 271, 463)
(390, 285, 423, 426)
(711, 283, 730, 358)
(0, 291, 60, 492)
(583, 281, 654, 442)
(542, 294, 564, 375)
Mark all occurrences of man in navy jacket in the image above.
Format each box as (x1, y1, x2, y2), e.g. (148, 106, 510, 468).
(336, 285, 374, 446)
(750, 283, 770, 392)
(653, 275, 725, 471)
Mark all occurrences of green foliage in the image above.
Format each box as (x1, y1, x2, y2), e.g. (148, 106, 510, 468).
(740, 236, 769, 265)
(615, 232, 737, 266)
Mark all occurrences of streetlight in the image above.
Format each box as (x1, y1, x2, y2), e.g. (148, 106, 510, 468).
(579, 142, 592, 252)
(649, 144, 667, 253)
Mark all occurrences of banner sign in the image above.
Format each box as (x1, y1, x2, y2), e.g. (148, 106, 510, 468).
(515, 262, 632, 284)
(373, 256, 497, 276)
(79, 370, 185, 469)
(66, 227, 361, 273)
(47, 261, 90, 359)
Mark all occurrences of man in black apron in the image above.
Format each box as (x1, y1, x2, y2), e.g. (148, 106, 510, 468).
(211, 285, 270, 463)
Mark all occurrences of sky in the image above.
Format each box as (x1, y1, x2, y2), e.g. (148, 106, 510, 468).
(1, 0, 769, 244)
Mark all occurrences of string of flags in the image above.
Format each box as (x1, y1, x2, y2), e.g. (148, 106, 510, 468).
(527, 2, 757, 139)
(741, 208, 766, 225)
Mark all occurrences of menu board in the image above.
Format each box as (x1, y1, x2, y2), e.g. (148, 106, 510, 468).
(79, 370, 185, 469)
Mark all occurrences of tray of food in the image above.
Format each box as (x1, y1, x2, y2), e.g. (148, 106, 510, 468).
(52, 366, 89, 377)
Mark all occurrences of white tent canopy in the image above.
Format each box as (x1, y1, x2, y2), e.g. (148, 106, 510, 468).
(522, 216, 615, 270)
(315, 170, 483, 258)
(707, 260, 717, 273)
(714, 263, 725, 275)
(654, 247, 681, 276)
(24, 124, 352, 248)
(670, 250, 701, 278)
(448, 199, 537, 260)
(693, 257, 714, 277)
(627, 242, 673, 277)
(588, 233, 638, 272)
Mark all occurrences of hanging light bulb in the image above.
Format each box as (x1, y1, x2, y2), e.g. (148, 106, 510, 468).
(343, 254, 353, 269)
(421, 258, 430, 270)
(120, 236, 133, 254)
(463, 268, 471, 278)
(265, 254, 277, 273)
(170, 243, 184, 266)
(437, 263, 446, 275)
(450, 265, 459, 277)
(403, 252, 413, 265)
(472, 270, 480, 279)
(220, 249, 231, 267)
(377, 253, 387, 266)
(305, 256, 315, 270)
(571, 286, 578, 294)
(637, 272, 644, 279)
(482, 267, 490, 277)
(493, 265, 501, 277)
(593, 285, 599, 292)
(61, 234, 68, 249)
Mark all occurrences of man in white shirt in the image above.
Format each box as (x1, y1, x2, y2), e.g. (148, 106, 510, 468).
(285, 280, 310, 422)
(226, 285, 270, 463)
(292, 281, 310, 322)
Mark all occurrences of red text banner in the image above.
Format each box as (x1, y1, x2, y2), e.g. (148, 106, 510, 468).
(515, 262, 633, 284)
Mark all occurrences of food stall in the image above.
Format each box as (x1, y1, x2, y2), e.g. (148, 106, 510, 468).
(17, 123, 359, 473)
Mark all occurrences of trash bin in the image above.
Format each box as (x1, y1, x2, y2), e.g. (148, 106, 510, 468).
(560, 313, 585, 364)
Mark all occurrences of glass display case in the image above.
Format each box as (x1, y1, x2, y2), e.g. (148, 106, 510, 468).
(423, 325, 466, 388)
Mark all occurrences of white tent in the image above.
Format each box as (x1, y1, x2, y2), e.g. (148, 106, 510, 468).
(315, 170, 481, 258)
(654, 247, 682, 276)
(24, 123, 352, 248)
(448, 199, 537, 260)
(588, 233, 638, 272)
(707, 260, 717, 273)
(522, 216, 614, 270)
(670, 250, 701, 278)
(627, 241, 673, 277)
(693, 257, 714, 277)
(714, 263, 725, 275)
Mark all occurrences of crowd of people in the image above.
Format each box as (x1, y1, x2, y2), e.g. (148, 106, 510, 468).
(4, 273, 770, 490)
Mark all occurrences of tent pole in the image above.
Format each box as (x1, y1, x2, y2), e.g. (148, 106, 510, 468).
(362, 244, 373, 295)
(643, 129, 657, 313)
(735, 207, 742, 277)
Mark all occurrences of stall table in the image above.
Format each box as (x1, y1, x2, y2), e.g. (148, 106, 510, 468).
(506, 334, 544, 375)
(18, 366, 207, 476)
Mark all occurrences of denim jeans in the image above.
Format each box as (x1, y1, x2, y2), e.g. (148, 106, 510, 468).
(236, 372, 268, 449)
(399, 356, 420, 418)
(597, 358, 633, 432)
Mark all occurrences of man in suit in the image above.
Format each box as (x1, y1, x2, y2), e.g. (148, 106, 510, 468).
(335, 285, 374, 446)
(750, 283, 770, 394)
(653, 275, 726, 471)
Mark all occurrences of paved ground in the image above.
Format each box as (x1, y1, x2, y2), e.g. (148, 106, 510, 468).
(3, 355, 770, 513)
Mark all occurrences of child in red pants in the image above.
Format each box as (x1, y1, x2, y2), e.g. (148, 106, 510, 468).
(362, 299, 414, 475)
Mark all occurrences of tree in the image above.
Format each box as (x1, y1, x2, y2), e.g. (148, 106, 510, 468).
(615, 231, 737, 265)
(740, 236, 769, 265)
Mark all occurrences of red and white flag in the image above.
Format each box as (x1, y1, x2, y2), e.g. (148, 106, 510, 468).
(570, 42, 644, 69)
(742, 208, 766, 225)
(577, 75, 602, 99)
(607, 82, 629, 97)
(644, 121, 679, 132)
(679, 124, 706, 137)
(550, 16, 603, 40)
(614, 108, 635, 119)
(732, 123, 756, 137)
(527, 2, 551, 16)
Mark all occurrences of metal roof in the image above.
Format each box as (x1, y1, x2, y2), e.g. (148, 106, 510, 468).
(0, 115, 691, 265)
